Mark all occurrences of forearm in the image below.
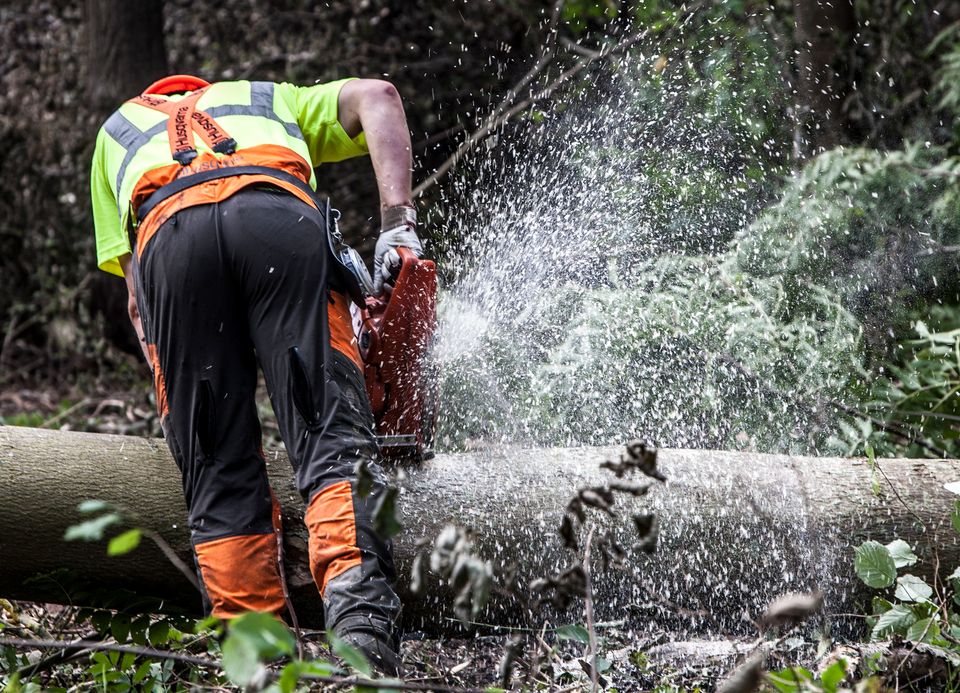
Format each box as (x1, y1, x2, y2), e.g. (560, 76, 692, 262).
(118, 253, 149, 363)
(339, 80, 413, 211)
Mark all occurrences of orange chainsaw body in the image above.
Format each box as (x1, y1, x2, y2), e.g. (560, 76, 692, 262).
(357, 247, 438, 460)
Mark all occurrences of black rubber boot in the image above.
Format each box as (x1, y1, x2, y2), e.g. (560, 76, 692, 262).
(338, 628, 403, 678)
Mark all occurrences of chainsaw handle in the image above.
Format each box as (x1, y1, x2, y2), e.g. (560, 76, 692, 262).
(395, 246, 420, 267)
(379, 246, 421, 295)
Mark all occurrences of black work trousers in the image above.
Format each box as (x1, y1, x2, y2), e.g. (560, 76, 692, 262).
(132, 187, 399, 639)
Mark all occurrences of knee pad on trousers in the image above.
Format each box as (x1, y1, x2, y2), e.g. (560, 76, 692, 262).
(305, 480, 362, 595)
(193, 495, 286, 618)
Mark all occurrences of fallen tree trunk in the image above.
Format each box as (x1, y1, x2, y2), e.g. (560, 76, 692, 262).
(1, 426, 958, 635)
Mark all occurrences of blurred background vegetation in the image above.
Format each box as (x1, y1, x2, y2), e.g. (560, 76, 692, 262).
(2, 0, 960, 459)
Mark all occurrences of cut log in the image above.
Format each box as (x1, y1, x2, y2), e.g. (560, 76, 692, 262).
(1, 426, 958, 635)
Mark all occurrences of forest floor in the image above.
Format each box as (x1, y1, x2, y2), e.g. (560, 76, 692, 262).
(2, 599, 812, 690)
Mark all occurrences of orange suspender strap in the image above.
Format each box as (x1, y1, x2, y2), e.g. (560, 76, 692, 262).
(131, 90, 237, 166)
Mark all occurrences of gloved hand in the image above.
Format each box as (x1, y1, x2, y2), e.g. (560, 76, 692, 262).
(373, 205, 423, 295)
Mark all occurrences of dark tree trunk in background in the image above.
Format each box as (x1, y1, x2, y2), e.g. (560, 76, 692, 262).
(793, 0, 856, 155)
(85, 0, 169, 112)
(84, 0, 169, 356)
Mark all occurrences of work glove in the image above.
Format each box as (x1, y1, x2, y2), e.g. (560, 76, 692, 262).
(373, 205, 423, 296)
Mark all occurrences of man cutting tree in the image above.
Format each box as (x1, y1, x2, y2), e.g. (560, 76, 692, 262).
(89, 74, 423, 675)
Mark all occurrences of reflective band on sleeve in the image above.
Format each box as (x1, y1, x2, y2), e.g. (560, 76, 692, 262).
(207, 104, 305, 140)
(250, 81, 275, 109)
(103, 111, 144, 151)
(115, 121, 167, 203)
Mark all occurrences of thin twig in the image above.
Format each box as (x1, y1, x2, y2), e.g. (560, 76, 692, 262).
(893, 609, 938, 683)
(413, 20, 655, 197)
(299, 671, 487, 692)
(830, 399, 950, 459)
(487, 0, 566, 124)
(524, 621, 549, 687)
(0, 637, 217, 668)
(142, 529, 201, 592)
(412, 123, 466, 151)
(862, 457, 928, 529)
(39, 398, 93, 429)
(582, 526, 599, 693)
(888, 409, 960, 424)
(14, 630, 99, 680)
(712, 350, 950, 458)
(560, 36, 602, 59)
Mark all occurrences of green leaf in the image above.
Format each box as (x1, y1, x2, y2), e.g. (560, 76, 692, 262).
(854, 541, 897, 588)
(895, 574, 933, 603)
(906, 617, 941, 643)
(767, 667, 812, 693)
(555, 624, 591, 644)
(372, 486, 403, 539)
(952, 500, 960, 535)
(819, 660, 847, 692)
(355, 460, 374, 498)
(872, 597, 893, 614)
(232, 612, 296, 658)
(107, 529, 142, 556)
(132, 659, 154, 685)
(277, 661, 302, 693)
(277, 658, 339, 692)
(222, 635, 263, 688)
(129, 614, 151, 646)
(78, 500, 113, 515)
(871, 604, 918, 639)
(301, 660, 338, 676)
(91, 610, 112, 635)
(222, 612, 296, 686)
(147, 621, 171, 647)
(110, 613, 131, 643)
(194, 615, 223, 634)
(328, 631, 373, 677)
(63, 513, 121, 541)
(885, 539, 918, 568)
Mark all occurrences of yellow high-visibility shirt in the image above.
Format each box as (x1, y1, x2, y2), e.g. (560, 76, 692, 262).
(90, 78, 368, 276)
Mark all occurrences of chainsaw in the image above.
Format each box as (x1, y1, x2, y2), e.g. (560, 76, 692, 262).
(324, 204, 438, 461)
(355, 247, 438, 461)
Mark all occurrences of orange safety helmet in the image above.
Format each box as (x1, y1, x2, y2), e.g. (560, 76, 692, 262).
(143, 74, 211, 95)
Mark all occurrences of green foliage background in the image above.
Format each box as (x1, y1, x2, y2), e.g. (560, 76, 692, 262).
(434, 0, 960, 458)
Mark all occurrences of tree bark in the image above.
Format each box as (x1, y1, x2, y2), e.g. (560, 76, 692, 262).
(792, 0, 856, 154)
(85, 0, 169, 113)
(1, 426, 957, 636)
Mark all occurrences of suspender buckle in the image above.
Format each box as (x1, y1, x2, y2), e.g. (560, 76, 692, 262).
(173, 148, 198, 166)
(213, 138, 237, 155)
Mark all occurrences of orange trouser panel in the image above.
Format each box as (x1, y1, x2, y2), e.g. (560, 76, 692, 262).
(145, 343, 169, 420)
(305, 480, 362, 596)
(194, 533, 286, 618)
(328, 291, 363, 372)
